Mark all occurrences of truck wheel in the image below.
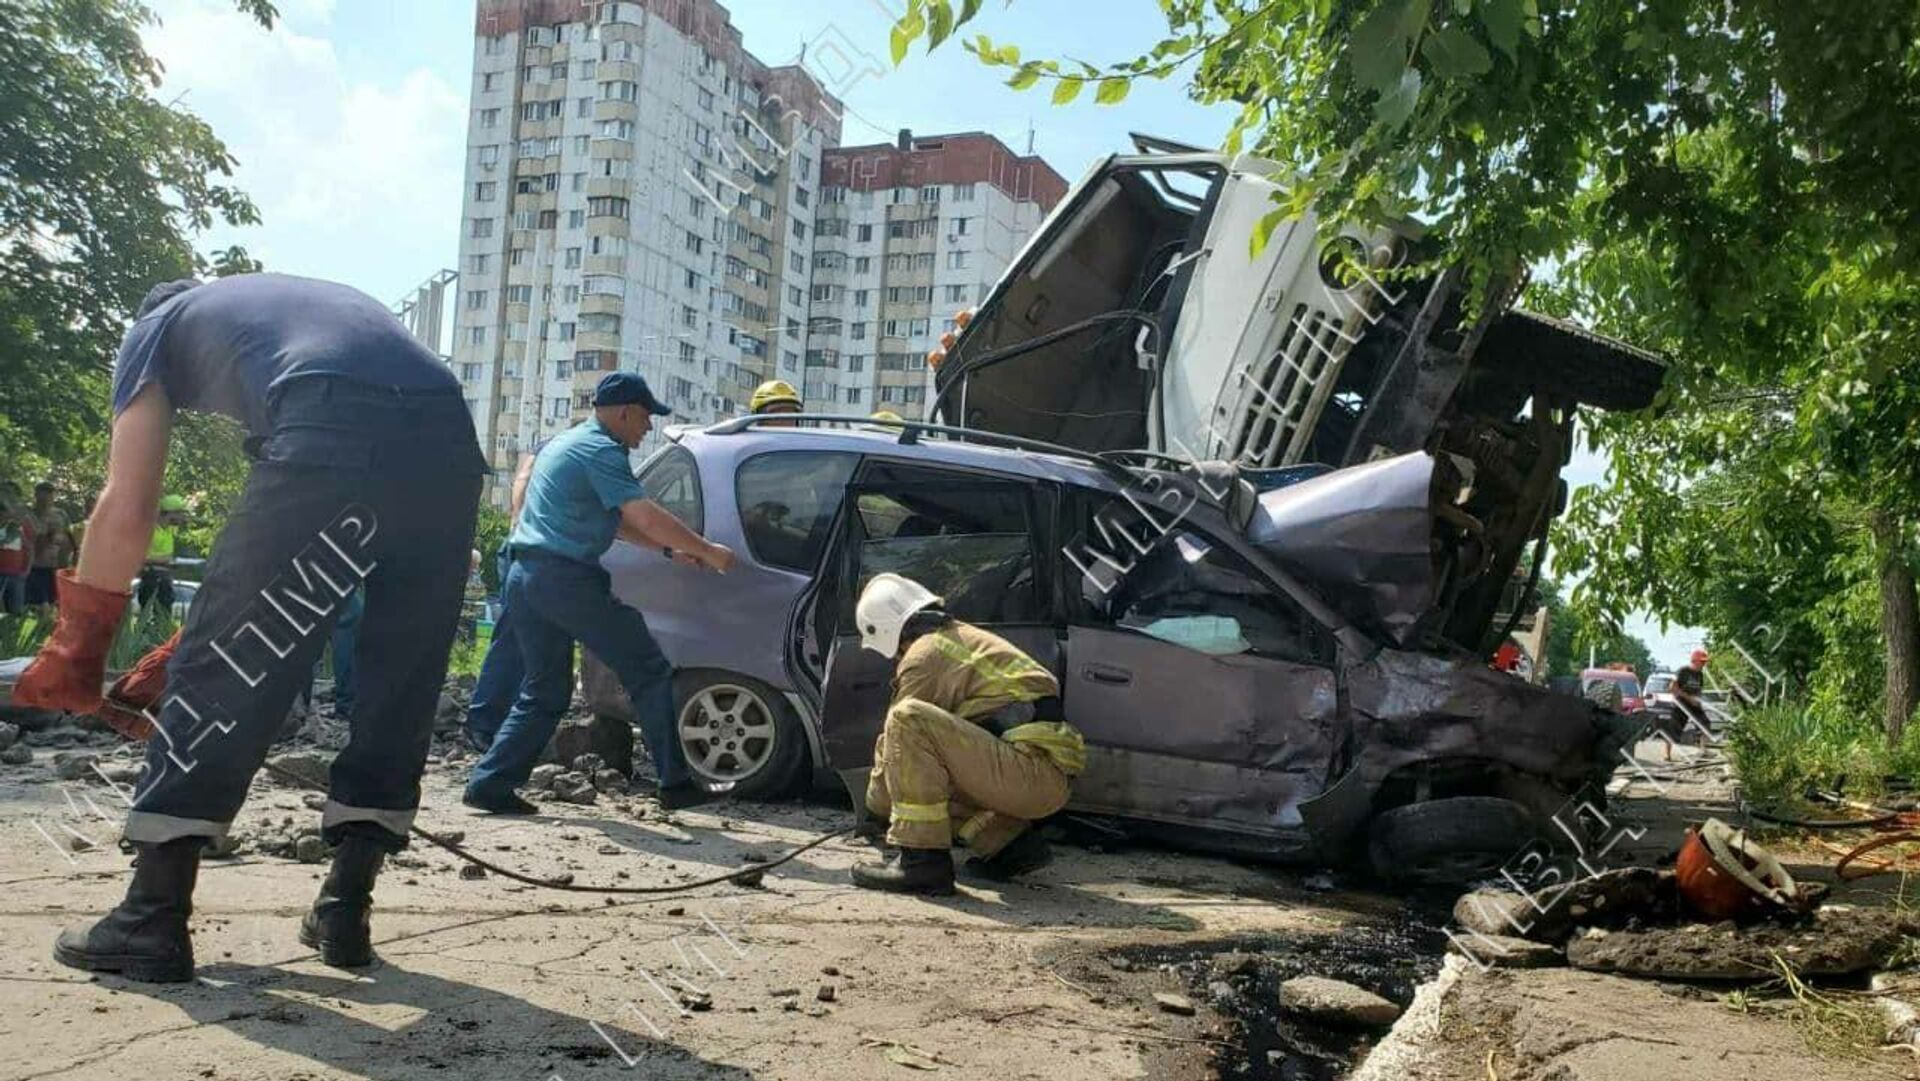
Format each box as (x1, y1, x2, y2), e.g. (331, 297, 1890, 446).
(674, 671, 807, 800)
(1367, 796, 1539, 885)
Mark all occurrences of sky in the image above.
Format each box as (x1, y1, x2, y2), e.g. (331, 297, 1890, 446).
(141, 0, 1701, 668)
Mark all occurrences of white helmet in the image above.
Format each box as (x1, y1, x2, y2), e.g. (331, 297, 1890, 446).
(856, 573, 941, 657)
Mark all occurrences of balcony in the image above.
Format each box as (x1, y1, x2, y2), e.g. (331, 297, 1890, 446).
(580, 293, 625, 317)
(597, 60, 641, 83)
(587, 176, 628, 199)
(584, 254, 627, 276)
(594, 99, 638, 124)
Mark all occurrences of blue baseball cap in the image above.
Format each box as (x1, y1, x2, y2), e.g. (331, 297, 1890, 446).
(592, 371, 672, 415)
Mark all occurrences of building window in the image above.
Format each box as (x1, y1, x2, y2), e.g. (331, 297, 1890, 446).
(506, 285, 532, 304)
(788, 285, 803, 306)
(684, 268, 700, 290)
(473, 181, 497, 202)
(601, 80, 638, 102)
(857, 224, 873, 242)
(587, 196, 628, 218)
(950, 217, 972, 235)
(476, 145, 500, 168)
(845, 387, 862, 404)
(559, 322, 576, 341)
(478, 107, 500, 127)
(785, 318, 800, 339)
(583, 274, 622, 295)
(789, 251, 804, 274)
(791, 219, 808, 241)
(854, 289, 870, 307)
(590, 235, 626, 256)
(892, 187, 912, 204)
(952, 182, 977, 202)
(850, 322, 868, 340)
(577, 97, 592, 118)
(464, 289, 488, 311)
(794, 186, 810, 209)
(467, 253, 490, 274)
(568, 209, 585, 228)
(579, 312, 621, 334)
(597, 119, 634, 139)
(697, 87, 714, 110)
(848, 354, 865, 372)
(685, 230, 704, 254)
(947, 250, 969, 269)
(484, 35, 504, 56)
(574, 135, 591, 154)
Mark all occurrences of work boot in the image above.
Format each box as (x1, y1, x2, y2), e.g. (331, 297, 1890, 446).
(967, 830, 1053, 882)
(14, 571, 132, 715)
(656, 783, 718, 812)
(850, 847, 955, 895)
(52, 837, 201, 983)
(298, 831, 388, 968)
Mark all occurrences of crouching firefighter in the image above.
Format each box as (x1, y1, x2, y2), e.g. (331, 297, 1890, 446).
(13, 273, 488, 982)
(849, 573, 1086, 895)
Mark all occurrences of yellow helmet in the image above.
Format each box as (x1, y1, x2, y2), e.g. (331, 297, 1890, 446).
(750, 379, 802, 414)
(158, 494, 188, 513)
(868, 410, 904, 425)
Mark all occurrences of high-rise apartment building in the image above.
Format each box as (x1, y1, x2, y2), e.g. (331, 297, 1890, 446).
(804, 132, 1067, 419)
(450, 3, 1066, 503)
(452, 0, 842, 501)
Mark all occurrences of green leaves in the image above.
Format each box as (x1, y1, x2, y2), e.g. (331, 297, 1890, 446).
(1249, 206, 1288, 259)
(889, 3, 925, 66)
(1423, 25, 1492, 77)
(1052, 75, 1084, 104)
(1096, 76, 1132, 104)
(1478, 0, 1524, 58)
(1349, 0, 1425, 94)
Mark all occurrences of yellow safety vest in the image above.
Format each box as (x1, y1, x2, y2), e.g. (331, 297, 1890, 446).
(147, 524, 176, 562)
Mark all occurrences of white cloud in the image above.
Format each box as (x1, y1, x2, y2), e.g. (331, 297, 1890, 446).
(143, 0, 466, 300)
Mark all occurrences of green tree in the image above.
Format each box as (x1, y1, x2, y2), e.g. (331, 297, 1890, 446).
(893, 0, 1920, 741)
(1, 0, 276, 462)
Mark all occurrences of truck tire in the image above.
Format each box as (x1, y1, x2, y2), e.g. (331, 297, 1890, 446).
(1367, 796, 1539, 885)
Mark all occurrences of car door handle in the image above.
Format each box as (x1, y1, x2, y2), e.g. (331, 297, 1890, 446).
(1083, 664, 1132, 686)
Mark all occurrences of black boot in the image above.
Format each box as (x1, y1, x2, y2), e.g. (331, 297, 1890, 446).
(850, 847, 955, 895)
(967, 830, 1053, 882)
(53, 837, 202, 983)
(298, 832, 387, 968)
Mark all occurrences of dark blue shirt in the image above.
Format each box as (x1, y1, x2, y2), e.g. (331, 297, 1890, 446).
(111, 273, 461, 435)
(509, 419, 647, 563)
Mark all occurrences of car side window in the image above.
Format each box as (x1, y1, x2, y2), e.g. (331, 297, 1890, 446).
(1069, 498, 1331, 665)
(735, 451, 858, 572)
(637, 446, 702, 533)
(846, 470, 1044, 625)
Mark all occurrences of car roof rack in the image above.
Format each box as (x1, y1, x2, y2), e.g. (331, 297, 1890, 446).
(702, 413, 1144, 485)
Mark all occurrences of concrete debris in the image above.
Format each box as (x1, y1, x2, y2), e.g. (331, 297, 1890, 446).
(1277, 976, 1402, 1028)
(459, 863, 487, 880)
(1566, 905, 1916, 980)
(592, 768, 629, 794)
(528, 763, 566, 791)
(292, 835, 331, 863)
(548, 771, 598, 805)
(1152, 992, 1196, 1016)
(0, 701, 63, 732)
(1453, 868, 1675, 944)
(816, 984, 837, 1003)
(571, 753, 605, 774)
(1446, 932, 1564, 969)
(547, 715, 632, 777)
(1, 744, 31, 765)
(265, 751, 332, 788)
(52, 752, 100, 780)
(0, 720, 19, 750)
(204, 834, 244, 859)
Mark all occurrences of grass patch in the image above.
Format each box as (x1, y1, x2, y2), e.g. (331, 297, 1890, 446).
(1725, 699, 1910, 806)
(1766, 953, 1890, 1062)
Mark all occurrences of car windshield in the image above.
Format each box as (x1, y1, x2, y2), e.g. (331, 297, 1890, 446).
(1644, 674, 1673, 694)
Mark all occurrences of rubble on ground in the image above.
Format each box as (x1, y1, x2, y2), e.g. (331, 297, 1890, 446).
(1277, 975, 1403, 1028)
(1566, 906, 1916, 980)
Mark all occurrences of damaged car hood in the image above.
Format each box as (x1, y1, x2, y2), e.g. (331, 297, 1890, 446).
(1243, 451, 1446, 648)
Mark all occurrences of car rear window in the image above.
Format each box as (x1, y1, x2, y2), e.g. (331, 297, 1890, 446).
(638, 446, 702, 533)
(735, 450, 858, 573)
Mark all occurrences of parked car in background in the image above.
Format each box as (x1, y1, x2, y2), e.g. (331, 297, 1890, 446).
(583, 417, 1642, 883)
(1580, 666, 1646, 713)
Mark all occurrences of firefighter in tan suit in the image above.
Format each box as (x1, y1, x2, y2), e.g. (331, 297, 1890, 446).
(850, 573, 1086, 895)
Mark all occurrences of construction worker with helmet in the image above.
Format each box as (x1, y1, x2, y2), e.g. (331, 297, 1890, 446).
(749, 379, 803, 426)
(1672, 649, 1712, 748)
(136, 493, 189, 611)
(848, 572, 1086, 895)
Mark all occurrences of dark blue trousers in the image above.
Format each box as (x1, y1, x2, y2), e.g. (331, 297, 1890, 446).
(466, 551, 685, 799)
(463, 547, 521, 749)
(126, 379, 485, 849)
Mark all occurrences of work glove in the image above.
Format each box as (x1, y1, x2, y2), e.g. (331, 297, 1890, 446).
(99, 627, 183, 741)
(13, 571, 131, 717)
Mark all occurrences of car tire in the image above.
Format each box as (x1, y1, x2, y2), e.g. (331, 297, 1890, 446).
(673, 671, 807, 800)
(1366, 796, 1540, 886)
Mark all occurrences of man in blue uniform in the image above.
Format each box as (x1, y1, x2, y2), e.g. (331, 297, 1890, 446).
(15, 273, 488, 982)
(464, 372, 733, 814)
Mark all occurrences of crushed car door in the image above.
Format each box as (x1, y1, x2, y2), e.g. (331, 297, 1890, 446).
(814, 464, 1060, 783)
(1059, 493, 1340, 852)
